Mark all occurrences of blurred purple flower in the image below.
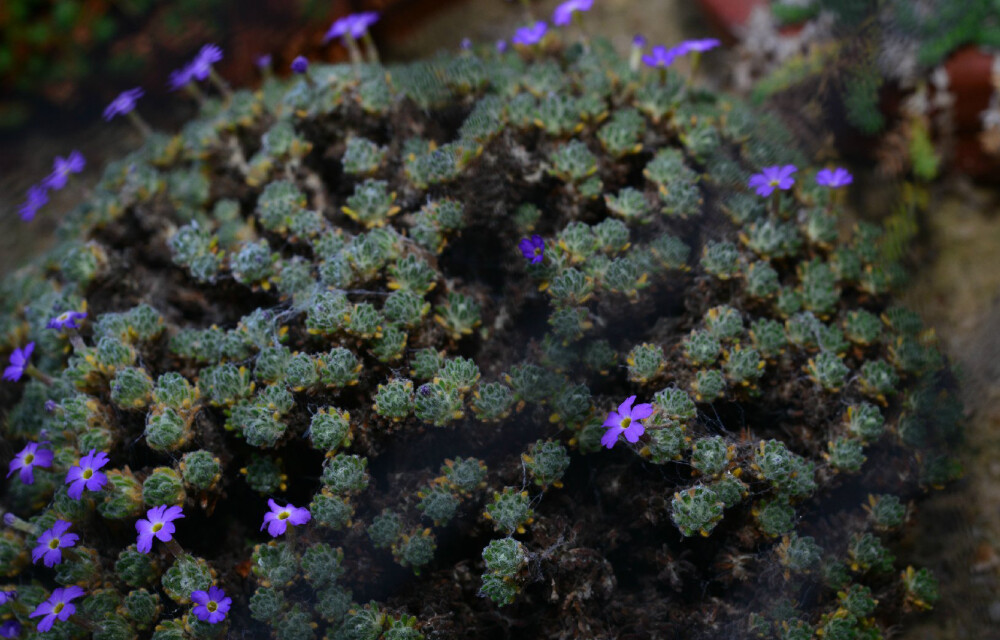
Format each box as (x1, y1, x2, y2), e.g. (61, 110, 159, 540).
(191, 586, 231, 624)
(632, 34, 647, 48)
(0, 620, 20, 638)
(256, 54, 272, 69)
(673, 38, 721, 56)
(65, 449, 109, 500)
(47, 311, 87, 331)
(553, 0, 593, 26)
(0, 590, 17, 606)
(29, 587, 84, 633)
(291, 56, 309, 74)
(512, 21, 548, 46)
(42, 151, 85, 191)
(189, 44, 223, 81)
(18, 185, 48, 222)
(32, 520, 78, 567)
(748, 165, 797, 196)
(3, 342, 33, 382)
(602, 395, 654, 449)
(642, 45, 678, 68)
(261, 499, 310, 537)
(136, 505, 185, 553)
(324, 12, 380, 43)
(167, 66, 194, 91)
(816, 167, 853, 188)
(103, 88, 143, 121)
(496, 39, 508, 53)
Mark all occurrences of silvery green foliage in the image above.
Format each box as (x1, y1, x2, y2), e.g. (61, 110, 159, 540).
(0, 31, 960, 639)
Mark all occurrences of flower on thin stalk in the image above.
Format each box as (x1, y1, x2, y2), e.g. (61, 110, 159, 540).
(261, 499, 310, 537)
(518, 235, 545, 264)
(601, 395, 654, 449)
(632, 34, 647, 48)
(47, 311, 87, 331)
(19, 185, 48, 222)
(553, 0, 593, 26)
(29, 586, 85, 633)
(290, 56, 309, 74)
(642, 45, 678, 68)
(65, 449, 109, 499)
(256, 54, 272, 70)
(189, 44, 223, 81)
(324, 12, 380, 43)
(748, 165, 797, 197)
(3, 342, 34, 382)
(168, 66, 194, 92)
(103, 87, 144, 121)
(7, 442, 52, 485)
(191, 586, 231, 624)
(816, 167, 853, 188)
(512, 21, 548, 46)
(0, 620, 20, 638)
(42, 151, 85, 191)
(32, 520, 78, 568)
(135, 505, 185, 553)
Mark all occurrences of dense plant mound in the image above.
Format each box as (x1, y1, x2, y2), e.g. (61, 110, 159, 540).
(0, 29, 960, 640)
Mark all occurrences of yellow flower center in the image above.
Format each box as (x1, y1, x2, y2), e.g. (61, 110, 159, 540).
(53, 603, 64, 614)
(82, 469, 93, 479)
(769, 178, 780, 187)
(48, 538, 60, 549)
(278, 510, 290, 521)
(621, 417, 631, 428)
(23, 453, 34, 465)
(151, 522, 163, 533)
(207, 601, 218, 612)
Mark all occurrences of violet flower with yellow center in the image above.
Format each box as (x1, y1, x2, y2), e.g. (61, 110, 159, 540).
(65, 449, 109, 499)
(602, 395, 654, 449)
(32, 520, 78, 567)
(262, 499, 311, 537)
(748, 165, 797, 197)
(7, 441, 51, 484)
(29, 586, 84, 633)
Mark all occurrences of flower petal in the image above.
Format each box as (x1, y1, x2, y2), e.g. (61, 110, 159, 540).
(617, 395, 636, 418)
(630, 403, 654, 420)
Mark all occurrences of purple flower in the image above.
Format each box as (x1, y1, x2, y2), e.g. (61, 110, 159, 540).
(0, 590, 17, 606)
(633, 34, 647, 48)
(512, 21, 548, 46)
(553, 0, 593, 26)
(32, 520, 78, 568)
(291, 56, 309, 74)
(324, 11, 380, 43)
(261, 499, 311, 537)
(7, 441, 52, 485)
(816, 167, 853, 188)
(65, 449, 109, 499)
(748, 165, 797, 196)
(135, 505, 185, 553)
(103, 88, 143, 122)
(601, 395, 654, 449)
(673, 38, 721, 56)
(496, 39, 508, 53)
(29, 586, 84, 633)
(42, 151, 85, 191)
(461, 37, 472, 50)
(642, 45, 678, 68)
(191, 586, 231, 624)
(0, 620, 20, 638)
(18, 185, 48, 222)
(189, 44, 223, 81)
(518, 235, 545, 264)
(47, 311, 87, 331)
(256, 54, 272, 69)
(167, 66, 194, 92)
(3, 342, 34, 382)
